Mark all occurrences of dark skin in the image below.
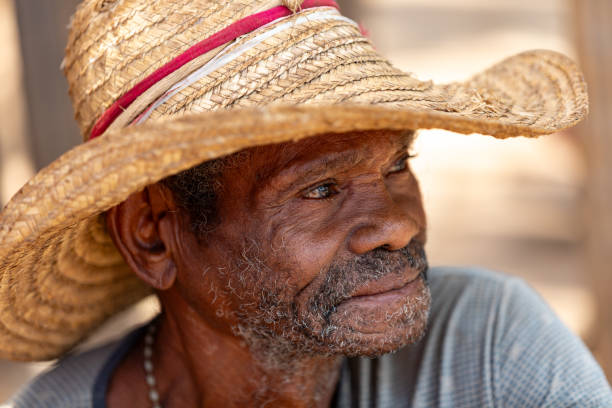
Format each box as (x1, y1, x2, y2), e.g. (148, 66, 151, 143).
(106, 130, 429, 407)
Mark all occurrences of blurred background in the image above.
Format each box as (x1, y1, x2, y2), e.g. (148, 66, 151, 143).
(1, 0, 610, 401)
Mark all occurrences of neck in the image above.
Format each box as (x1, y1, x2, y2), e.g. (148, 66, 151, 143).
(152, 296, 343, 408)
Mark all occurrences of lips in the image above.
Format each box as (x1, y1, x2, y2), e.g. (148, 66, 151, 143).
(349, 267, 422, 299)
(332, 270, 425, 332)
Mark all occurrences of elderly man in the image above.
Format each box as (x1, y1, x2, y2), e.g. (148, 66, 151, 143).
(1, 0, 611, 407)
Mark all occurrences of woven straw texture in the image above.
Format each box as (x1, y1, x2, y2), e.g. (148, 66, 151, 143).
(0, 0, 588, 361)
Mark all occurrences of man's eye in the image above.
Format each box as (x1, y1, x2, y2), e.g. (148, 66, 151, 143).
(303, 183, 339, 199)
(388, 155, 410, 174)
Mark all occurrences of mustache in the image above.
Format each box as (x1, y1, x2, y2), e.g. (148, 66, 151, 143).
(307, 240, 429, 318)
(342, 240, 428, 282)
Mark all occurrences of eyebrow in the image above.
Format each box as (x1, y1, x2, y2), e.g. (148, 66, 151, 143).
(284, 149, 363, 190)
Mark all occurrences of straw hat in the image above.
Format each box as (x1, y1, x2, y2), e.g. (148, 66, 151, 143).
(0, 0, 588, 361)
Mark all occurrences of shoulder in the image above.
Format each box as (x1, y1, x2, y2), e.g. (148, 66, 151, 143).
(412, 266, 612, 407)
(427, 265, 525, 295)
(425, 265, 537, 329)
(4, 340, 121, 408)
(426, 265, 572, 332)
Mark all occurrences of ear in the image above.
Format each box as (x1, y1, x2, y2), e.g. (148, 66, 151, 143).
(106, 183, 179, 290)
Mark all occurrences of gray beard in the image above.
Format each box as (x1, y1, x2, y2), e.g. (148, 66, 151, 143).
(226, 240, 431, 370)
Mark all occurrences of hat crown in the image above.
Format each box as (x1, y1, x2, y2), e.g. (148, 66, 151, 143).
(64, 0, 306, 139)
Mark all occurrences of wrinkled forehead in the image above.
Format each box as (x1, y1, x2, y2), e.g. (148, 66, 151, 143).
(248, 129, 416, 181)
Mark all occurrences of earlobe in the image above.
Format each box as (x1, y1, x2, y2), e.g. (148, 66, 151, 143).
(106, 185, 178, 290)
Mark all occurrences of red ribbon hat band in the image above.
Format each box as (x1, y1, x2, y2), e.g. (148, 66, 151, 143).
(89, 0, 340, 140)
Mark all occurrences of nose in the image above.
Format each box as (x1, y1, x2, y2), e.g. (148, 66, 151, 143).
(348, 189, 422, 254)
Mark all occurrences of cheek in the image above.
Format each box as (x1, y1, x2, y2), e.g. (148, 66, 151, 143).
(171, 239, 245, 332)
(265, 205, 346, 290)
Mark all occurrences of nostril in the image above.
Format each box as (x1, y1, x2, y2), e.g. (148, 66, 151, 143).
(379, 244, 392, 251)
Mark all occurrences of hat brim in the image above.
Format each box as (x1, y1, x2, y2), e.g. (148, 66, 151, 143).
(0, 49, 588, 361)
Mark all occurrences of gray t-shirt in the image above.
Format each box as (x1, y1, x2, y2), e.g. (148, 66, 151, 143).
(6, 267, 612, 407)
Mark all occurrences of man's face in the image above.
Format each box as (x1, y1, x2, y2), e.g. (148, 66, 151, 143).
(170, 130, 430, 361)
